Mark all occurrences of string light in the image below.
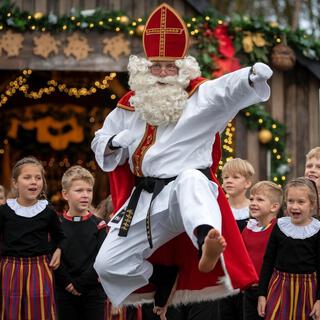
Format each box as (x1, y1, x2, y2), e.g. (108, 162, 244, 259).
(0, 70, 117, 107)
(219, 121, 235, 172)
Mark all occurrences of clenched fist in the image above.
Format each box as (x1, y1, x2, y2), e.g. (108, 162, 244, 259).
(112, 129, 136, 148)
(249, 63, 273, 83)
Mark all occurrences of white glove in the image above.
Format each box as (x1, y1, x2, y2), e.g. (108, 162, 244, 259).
(112, 129, 136, 148)
(249, 62, 273, 83)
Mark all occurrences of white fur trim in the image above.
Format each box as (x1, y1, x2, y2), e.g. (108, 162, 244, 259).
(7, 199, 48, 218)
(277, 216, 320, 239)
(122, 284, 238, 307)
(122, 255, 236, 307)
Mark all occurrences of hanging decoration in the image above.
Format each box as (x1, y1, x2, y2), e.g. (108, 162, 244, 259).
(33, 33, 60, 58)
(7, 116, 84, 150)
(258, 128, 273, 144)
(102, 34, 130, 61)
(0, 30, 24, 57)
(271, 43, 296, 71)
(64, 33, 93, 61)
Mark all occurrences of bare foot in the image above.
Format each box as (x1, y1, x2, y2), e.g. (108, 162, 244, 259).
(198, 229, 226, 273)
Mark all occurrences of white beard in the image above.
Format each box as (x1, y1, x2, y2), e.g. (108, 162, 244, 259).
(127, 55, 201, 127)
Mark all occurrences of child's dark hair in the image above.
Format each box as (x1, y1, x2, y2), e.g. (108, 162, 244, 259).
(11, 156, 47, 199)
(284, 177, 319, 217)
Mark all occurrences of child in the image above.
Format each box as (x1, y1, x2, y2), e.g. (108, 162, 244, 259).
(242, 181, 282, 320)
(0, 185, 6, 205)
(258, 177, 320, 320)
(305, 146, 320, 196)
(54, 165, 107, 320)
(217, 158, 255, 320)
(0, 156, 64, 320)
(222, 158, 255, 232)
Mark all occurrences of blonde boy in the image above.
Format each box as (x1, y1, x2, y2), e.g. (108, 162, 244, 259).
(222, 158, 255, 232)
(55, 166, 107, 320)
(242, 181, 282, 320)
(305, 147, 320, 194)
(219, 158, 255, 320)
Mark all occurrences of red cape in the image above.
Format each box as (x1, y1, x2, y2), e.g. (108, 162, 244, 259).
(108, 77, 258, 304)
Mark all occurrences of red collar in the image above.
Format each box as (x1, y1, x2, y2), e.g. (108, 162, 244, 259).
(63, 211, 93, 222)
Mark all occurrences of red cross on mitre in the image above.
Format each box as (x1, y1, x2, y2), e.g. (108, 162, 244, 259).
(143, 3, 189, 61)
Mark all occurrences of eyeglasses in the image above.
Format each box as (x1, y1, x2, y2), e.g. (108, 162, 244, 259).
(149, 63, 178, 74)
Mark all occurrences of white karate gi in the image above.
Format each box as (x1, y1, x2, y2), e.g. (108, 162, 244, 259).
(92, 66, 270, 306)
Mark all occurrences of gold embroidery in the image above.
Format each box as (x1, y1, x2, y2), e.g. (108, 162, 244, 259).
(132, 124, 157, 176)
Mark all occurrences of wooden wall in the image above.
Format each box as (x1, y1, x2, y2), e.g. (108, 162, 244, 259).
(235, 65, 320, 182)
(12, 0, 197, 18)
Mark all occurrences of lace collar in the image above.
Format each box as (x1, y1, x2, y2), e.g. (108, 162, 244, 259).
(277, 216, 320, 239)
(7, 199, 48, 218)
(246, 218, 273, 232)
(231, 207, 250, 220)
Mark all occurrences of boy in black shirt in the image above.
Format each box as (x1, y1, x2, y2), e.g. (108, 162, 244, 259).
(55, 165, 107, 320)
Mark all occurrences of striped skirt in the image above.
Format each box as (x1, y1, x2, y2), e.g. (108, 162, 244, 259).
(0, 255, 57, 320)
(265, 269, 317, 320)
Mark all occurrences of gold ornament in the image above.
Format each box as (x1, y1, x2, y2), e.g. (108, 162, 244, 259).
(136, 25, 145, 36)
(102, 34, 130, 61)
(64, 33, 93, 61)
(120, 16, 130, 25)
(271, 43, 296, 71)
(269, 21, 279, 28)
(258, 129, 273, 144)
(33, 33, 60, 58)
(34, 12, 43, 20)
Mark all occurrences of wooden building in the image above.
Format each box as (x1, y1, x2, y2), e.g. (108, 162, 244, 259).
(0, 0, 319, 207)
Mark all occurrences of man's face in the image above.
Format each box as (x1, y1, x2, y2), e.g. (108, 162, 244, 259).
(149, 61, 178, 77)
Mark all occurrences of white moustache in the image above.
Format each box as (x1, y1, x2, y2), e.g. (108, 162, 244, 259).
(156, 75, 180, 85)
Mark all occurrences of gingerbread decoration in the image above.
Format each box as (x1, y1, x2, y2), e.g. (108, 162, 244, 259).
(102, 34, 130, 61)
(33, 33, 60, 59)
(1, 30, 24, 57)
(64, 33, 93, 61)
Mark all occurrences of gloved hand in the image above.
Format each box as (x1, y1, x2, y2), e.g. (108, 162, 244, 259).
(112, 129, 136, 148)
(249, 62, 273, 83)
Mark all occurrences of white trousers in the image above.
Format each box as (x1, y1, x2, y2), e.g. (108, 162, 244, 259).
(94, 169, 222, 306)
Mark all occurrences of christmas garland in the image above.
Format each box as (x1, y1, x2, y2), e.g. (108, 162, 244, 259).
(1, 3, 318, 183)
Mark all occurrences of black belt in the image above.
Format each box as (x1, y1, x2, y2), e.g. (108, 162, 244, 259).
(118, 168, 211, 248)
